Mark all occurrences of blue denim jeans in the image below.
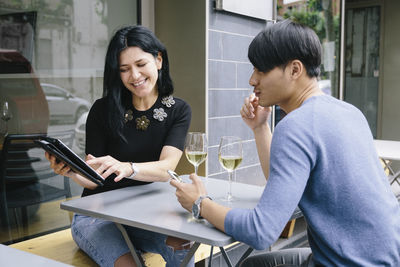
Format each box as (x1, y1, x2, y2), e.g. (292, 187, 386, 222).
(71, 214, 194, 267)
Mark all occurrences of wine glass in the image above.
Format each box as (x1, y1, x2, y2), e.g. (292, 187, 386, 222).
(1, 101, 12, 134)
(218, 136, 243, 202)
(185, 132, 207, 175)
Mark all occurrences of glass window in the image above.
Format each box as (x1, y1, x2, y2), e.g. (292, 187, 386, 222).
(0, 0, 138, 244)
(275, 0, 342, 125)
(344, 4, 380, 137)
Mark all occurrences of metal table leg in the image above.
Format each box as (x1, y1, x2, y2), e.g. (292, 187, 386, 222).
(208, 246, 214, 267)
(214, 245, 254, 267)
(219, 247, 233, 267)
(116, 221, 252, 267)
(115, 223, 145, 267)
(381, 159, 400, 186)
(382, 159, 395, 175)
(179, 242, 200, 267)
(235, 247, 253, 267)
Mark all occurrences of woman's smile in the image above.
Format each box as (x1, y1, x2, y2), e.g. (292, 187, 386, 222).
(132, 78, 147, 88)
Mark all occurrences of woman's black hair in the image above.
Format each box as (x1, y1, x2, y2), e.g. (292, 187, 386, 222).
(248, 19, 321, 77)
(103, 25, 173, 140)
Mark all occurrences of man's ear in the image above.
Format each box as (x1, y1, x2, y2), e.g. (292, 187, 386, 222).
(289, 60, 304, 79)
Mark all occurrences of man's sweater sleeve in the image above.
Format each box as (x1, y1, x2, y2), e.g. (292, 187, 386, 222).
(224, 117, 316, 250)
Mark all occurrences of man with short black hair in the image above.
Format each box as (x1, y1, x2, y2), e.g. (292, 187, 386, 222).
(171, 20, 400, 266)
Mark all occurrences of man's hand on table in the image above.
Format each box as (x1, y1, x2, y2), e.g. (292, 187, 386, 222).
(170, 173, 207, 212)
(171, 174, 230, 232)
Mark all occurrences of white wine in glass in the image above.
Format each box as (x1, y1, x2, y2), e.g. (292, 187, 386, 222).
(185, 132, 207, 175)
(186, 151, 207, 167)
(218, 156, 242, 171)
(218, 136, 242, 201)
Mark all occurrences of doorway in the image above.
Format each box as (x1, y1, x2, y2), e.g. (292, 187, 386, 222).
(344, 2, 382, 137)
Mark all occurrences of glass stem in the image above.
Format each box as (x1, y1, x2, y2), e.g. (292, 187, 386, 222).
(227, 171, 233, 200)
(194, 165, 198, 175)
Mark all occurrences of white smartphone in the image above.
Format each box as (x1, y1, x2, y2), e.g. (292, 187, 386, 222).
(167, 170, 183, 183)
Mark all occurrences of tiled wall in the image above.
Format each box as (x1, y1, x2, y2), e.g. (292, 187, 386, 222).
(207, 2, 267, 186)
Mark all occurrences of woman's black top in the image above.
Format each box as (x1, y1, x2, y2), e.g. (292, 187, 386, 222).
(82, 95, 191, 197)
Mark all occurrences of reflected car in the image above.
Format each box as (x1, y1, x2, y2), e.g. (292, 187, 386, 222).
(73, 111, 88, 155)
(41, 83, 90, 124)
(0, 49, 49, 134)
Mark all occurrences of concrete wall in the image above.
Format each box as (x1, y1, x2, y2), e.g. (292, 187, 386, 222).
(207, 1, 267, 185)
(154, 0, 207, 175)
(381, 0, 400, 141)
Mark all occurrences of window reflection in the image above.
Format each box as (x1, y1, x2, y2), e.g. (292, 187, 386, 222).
(41, 83, 90, 125)
(0, 0, 138, 244)
(274, 0, 341, 126)
(277, 0, 341, 98)
(0, 50, 49, 135)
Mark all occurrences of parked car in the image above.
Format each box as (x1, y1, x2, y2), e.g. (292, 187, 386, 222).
(73, 111, 88, 156)
(0, 49, 49, 134)
(41, 83, 90, 124)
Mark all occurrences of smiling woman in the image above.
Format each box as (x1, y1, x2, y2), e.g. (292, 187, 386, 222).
(43, 25, 193, 267)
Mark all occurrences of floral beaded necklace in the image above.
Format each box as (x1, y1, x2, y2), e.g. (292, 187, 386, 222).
(124, 95, 175, 131)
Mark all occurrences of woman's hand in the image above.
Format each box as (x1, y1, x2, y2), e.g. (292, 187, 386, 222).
(45, 151, 73, 177)
(85, 154, 132, 182)
(44, 152, 98, 189)
(170, 174, 207, 212)
(240, 93, 271, 131)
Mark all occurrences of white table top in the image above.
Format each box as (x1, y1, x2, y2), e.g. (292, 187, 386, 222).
(374, 139, 400, 161)
(0, 244, 72, 267)
(60, 177, 265, 247)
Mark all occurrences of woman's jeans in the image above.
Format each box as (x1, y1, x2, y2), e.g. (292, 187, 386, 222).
(71, 214, 194, 267)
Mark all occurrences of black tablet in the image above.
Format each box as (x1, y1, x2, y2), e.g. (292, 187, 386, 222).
(35, 137, 104, 186)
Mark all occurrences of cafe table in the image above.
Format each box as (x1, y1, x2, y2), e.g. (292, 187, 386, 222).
(0, 244, 72, 267)
(60, 177, 301, 267)
(374, 139, 400, 185)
